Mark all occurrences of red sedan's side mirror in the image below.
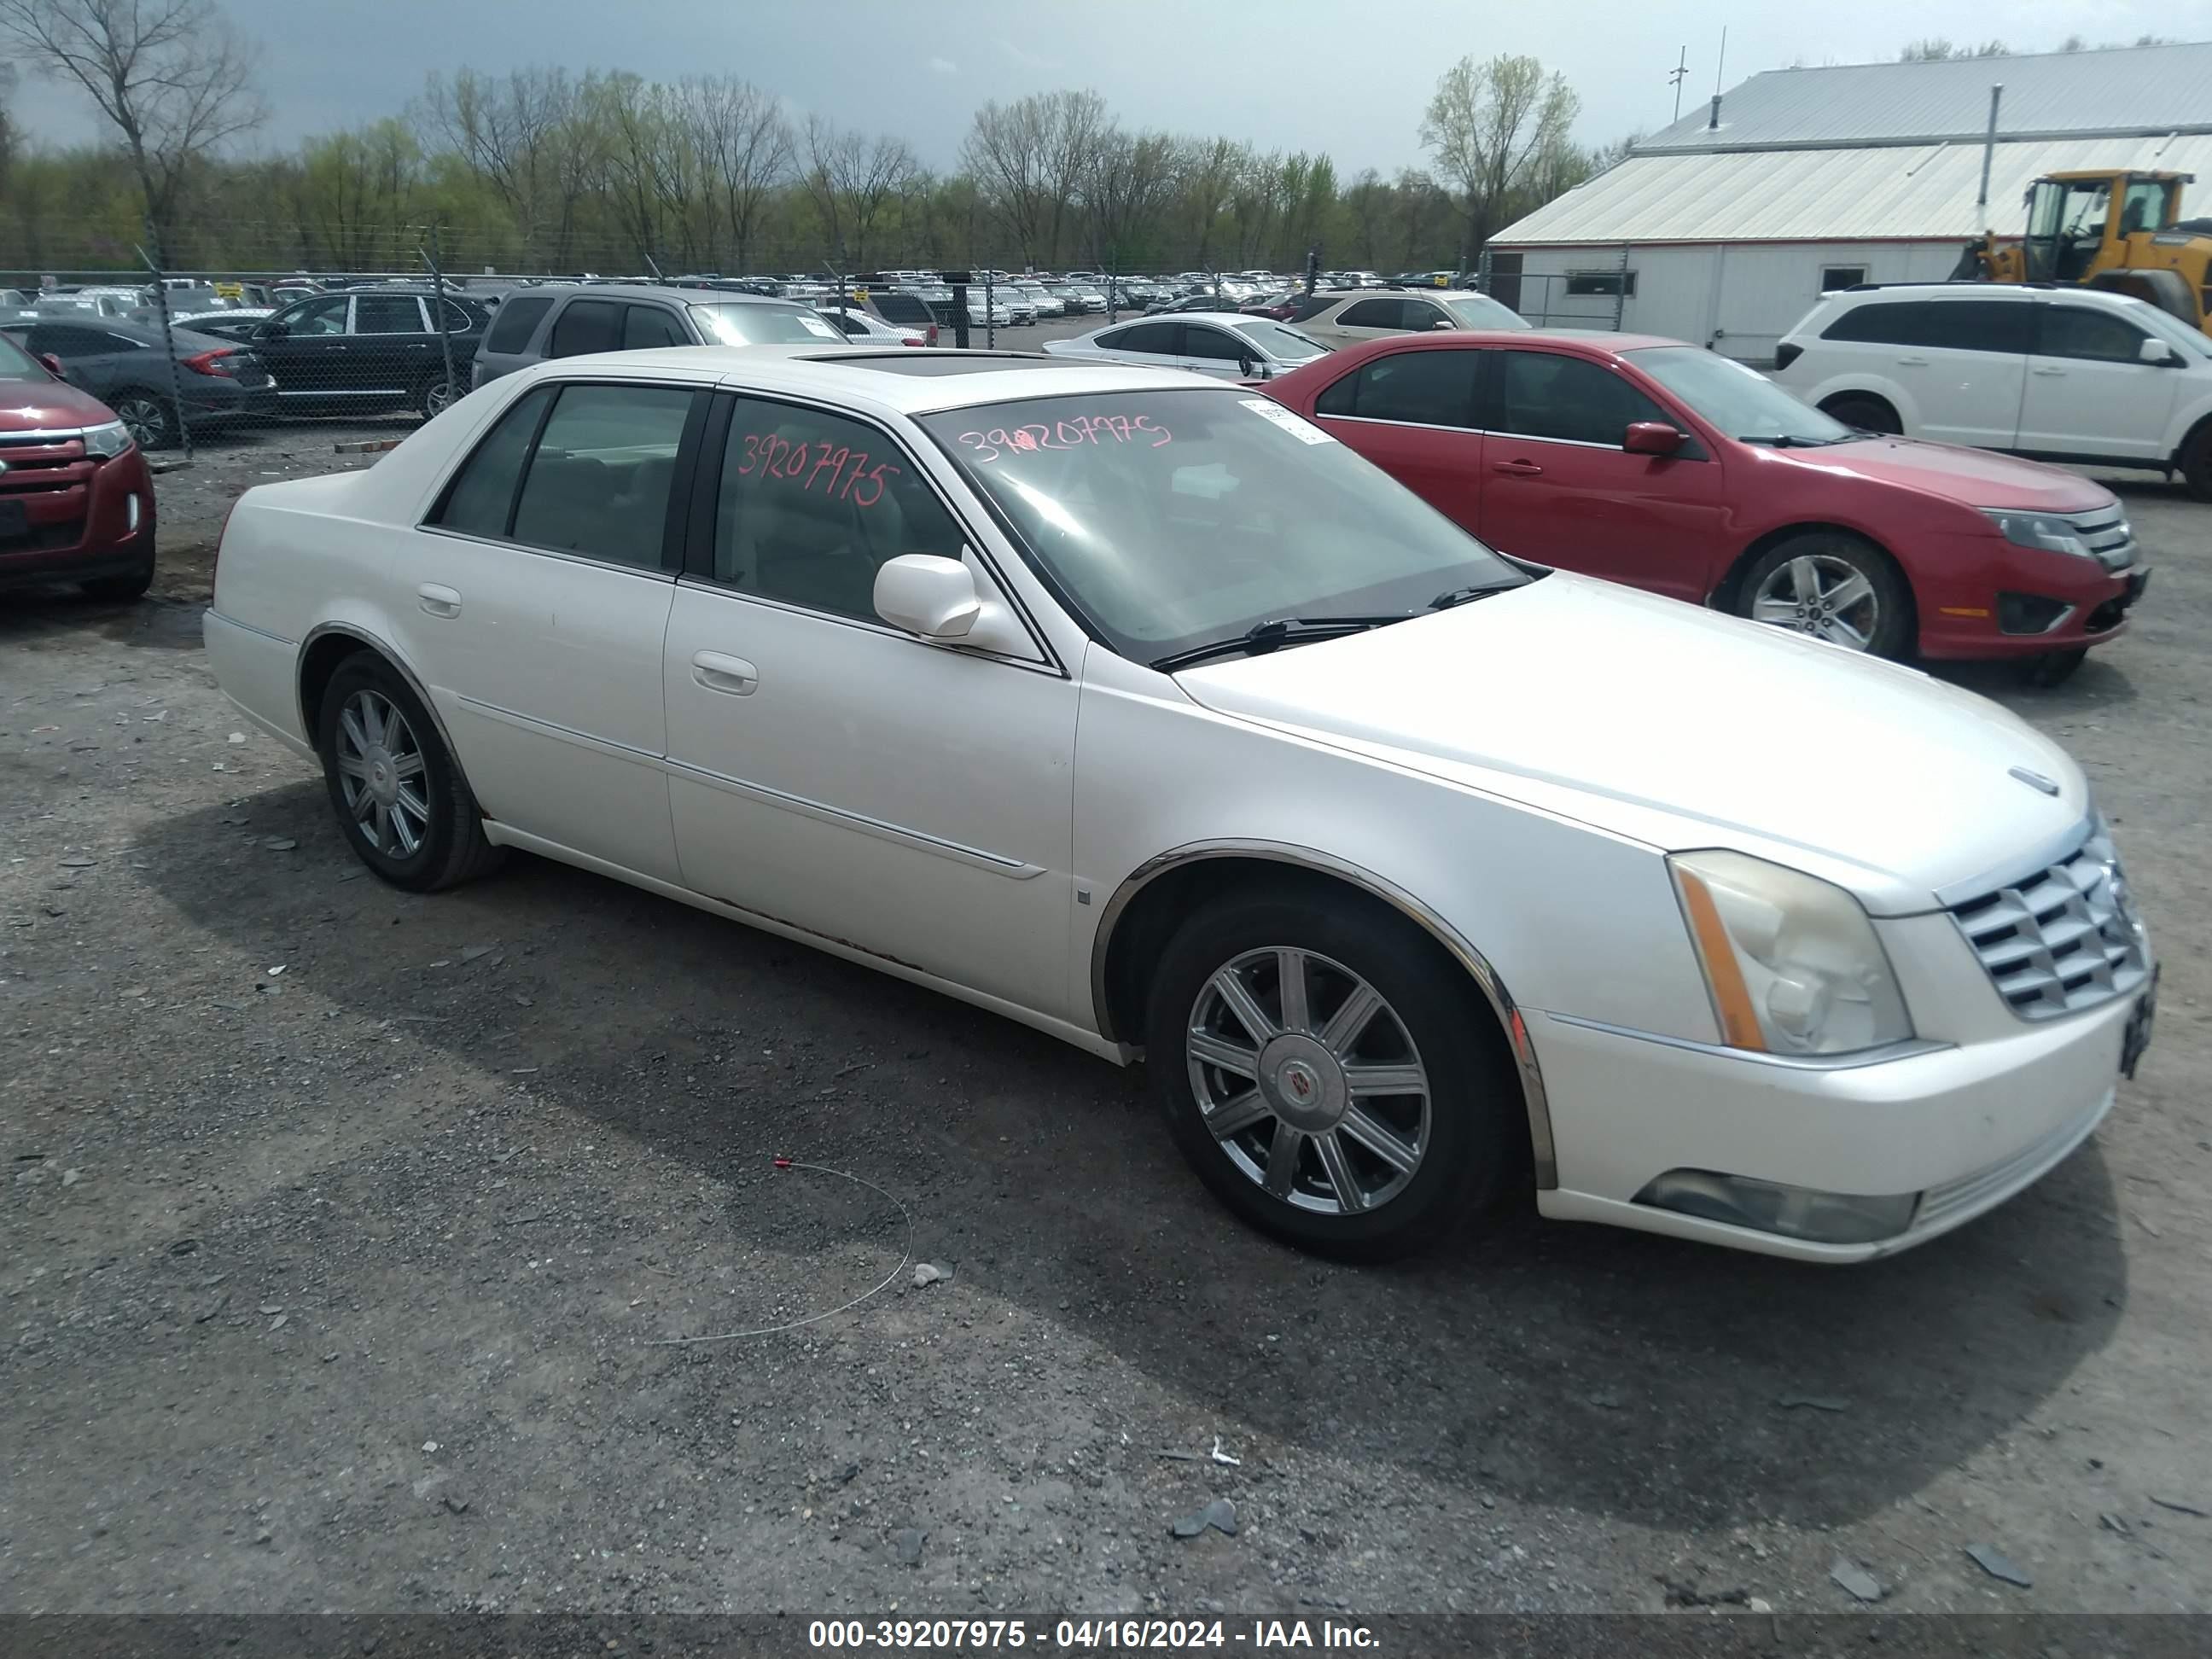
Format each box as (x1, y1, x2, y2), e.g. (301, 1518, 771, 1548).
(1623, 421, 1685, 456)
(38, 352, 67, 381)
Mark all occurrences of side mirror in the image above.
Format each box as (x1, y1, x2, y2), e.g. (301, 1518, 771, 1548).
(874, 553, 1028, 654)
(259, 320, 288, 340)
(37, 352, 67, 380)
(2139, 337, 2175, 365)
(1430, 317, 1454, 330)
(1623, 421, 1685, 456)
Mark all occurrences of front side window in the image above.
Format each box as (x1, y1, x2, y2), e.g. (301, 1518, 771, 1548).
(284, 296, 349, 337)
(1491, 350, 1669, 447)
(355, 296, 428, 335)
(918, 388, 1524, 664)
(509, 384, 695, 568)
(713, 397, 966, 621)
(0, 332, 46, 379)
(1182, 327, 1250, 364)
(2039, 306, 2149, 364)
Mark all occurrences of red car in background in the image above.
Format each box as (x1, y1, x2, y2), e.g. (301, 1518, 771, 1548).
(0, 331, 158, 601)
(1261, 330, 2148, 683)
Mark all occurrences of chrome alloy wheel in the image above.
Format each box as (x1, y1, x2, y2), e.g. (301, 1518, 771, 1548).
(1186, 947, 1430, 1215)
(335, 689, 430, 856)
(1750, 553, 1879, 650)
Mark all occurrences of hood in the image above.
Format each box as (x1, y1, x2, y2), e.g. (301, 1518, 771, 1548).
(1174, 573, 2087, 912)
(0, 375, 122, 432)
(1766, 434, 2112, 513)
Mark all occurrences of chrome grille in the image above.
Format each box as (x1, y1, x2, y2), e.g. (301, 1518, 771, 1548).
(1949, 827, 2148, 1020)
(2067, 504, 2135, 572)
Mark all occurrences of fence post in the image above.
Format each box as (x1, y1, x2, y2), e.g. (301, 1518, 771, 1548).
(1475, 248, 1493, 296)
(420, 227, 459, 414)
(1613, 242, 1631, 332)
(1108, 250, 1117, 323)
(985, 267, 995, 349)
(1305, 243, 1319, 298)
(133, 236, 194, 463)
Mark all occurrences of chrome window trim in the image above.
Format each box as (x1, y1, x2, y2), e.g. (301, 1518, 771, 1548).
(1091, 840, 1558, 1189)
(1546, 1013, 1953, 1072)
(416, 523, 678, 581)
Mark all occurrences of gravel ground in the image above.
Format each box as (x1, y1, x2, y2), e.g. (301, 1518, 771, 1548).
(3, 403, 2209, 1619)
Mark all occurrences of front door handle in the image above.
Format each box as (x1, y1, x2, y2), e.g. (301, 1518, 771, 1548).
(1493, 460, 1543, 477)
(416, 582, 461, 618)
(691, 650, 759, 696)
(2031, 365, 2066, 377)
(1895, 355, 1930, 367)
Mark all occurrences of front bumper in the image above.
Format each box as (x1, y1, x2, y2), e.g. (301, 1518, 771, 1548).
(1914, 532, 2145, 661)
(1528, 985, 2140, 1262)
(0, 445, 157, 593)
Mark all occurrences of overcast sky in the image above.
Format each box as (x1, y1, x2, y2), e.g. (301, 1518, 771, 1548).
(10, 0, 2209, 173)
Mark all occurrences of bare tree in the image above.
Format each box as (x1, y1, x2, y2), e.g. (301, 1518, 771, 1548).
(682, 74, 790, 273)
(800, 115, 915, 268)
(963, 90, 1108, 266)
(1418, 54, 1579, 262)
(0, 0, 265, 257)
(0, 61, 18, 190)
(1080, 127, 1178, 271)
(1898, 38, 2009, 60)
(418, 67, 601, 267)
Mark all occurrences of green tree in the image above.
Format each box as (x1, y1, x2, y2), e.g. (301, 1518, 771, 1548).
(1419, 54, 1579, 264)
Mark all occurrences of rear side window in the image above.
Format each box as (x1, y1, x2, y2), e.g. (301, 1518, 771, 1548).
(435, 299, 481, 333)
(483, 294, 554, 354)
(1490, 350, 1668, 446)
(2038, 306, 2148, 363)
(621, 305, 688, 350)
(1318, 349, 1479, 426)
(1822, 299, 2029, 353)
(1285, 295, 1335, 323)
(548, 300, 622, 358)
(1335, 298, 1407, 330)
(356, 296, 427, 335)
(509, 384, 696, 568)
(1101, 322, 1180, 355)
(429, 387, 554, 538)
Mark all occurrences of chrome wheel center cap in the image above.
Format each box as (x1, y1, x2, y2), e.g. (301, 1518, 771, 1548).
(1259, 1034, 1347, 1133)
(364, 746, 400, 807)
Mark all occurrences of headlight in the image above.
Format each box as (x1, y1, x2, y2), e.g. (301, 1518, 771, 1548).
(81, 420, 133, 459)
(1668, 850, 1913, 1056)
(1982, 508, 2098, 560)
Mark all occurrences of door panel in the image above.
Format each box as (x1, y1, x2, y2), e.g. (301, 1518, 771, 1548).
(259, 294, 352, 399)
(2017, 305, 2179, 460)
(664, 589, 1077, 1014)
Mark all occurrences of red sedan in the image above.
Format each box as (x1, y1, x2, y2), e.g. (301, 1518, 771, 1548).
(1262, 330, 2147, 680)
(0, 333, 159, 600)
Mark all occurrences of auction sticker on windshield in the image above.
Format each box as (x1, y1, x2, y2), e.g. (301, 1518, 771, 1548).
(797, 314, 841, 338)
(1241, 398, 1334, 444)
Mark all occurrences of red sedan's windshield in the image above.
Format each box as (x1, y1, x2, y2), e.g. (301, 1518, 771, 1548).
(920, 387, 1526, 665)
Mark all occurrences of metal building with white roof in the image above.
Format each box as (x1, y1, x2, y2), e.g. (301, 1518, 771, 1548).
(1487, 41, 2212, 360)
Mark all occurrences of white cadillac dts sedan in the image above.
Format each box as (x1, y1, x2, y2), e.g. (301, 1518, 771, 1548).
(205, 346, 2157, 1263)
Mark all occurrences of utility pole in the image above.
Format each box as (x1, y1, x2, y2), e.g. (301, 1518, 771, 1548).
(1669, 47, 1689, 125)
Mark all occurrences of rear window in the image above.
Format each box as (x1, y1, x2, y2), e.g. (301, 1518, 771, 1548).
(1822, 298, 2029, 353)
(484, 294, 554, 354)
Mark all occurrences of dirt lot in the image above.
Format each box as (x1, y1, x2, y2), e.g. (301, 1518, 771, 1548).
(3, 416, 2209, 1618)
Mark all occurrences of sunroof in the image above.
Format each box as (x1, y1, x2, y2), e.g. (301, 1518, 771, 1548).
(817, 351, 1102, 376)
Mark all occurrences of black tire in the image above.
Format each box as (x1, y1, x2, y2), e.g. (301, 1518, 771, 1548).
(1144, 887, 1523, 1260)
(80, 550, 154, 602)
(109, 389, 177, 451)
(315, 652, 504, 892)
(1733, 531, 1915, 660)
(2180, 422, 2212, 504)
(2019, 646, 2088, 689)
(1819, 393, 1902, 435)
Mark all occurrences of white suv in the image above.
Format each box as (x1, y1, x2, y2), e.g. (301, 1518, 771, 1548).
(1773, 284, 2212, 499)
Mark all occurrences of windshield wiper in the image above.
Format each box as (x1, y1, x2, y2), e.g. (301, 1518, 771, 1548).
(1429, 582, 1521, 610)
(1150, 614, 1406, 672)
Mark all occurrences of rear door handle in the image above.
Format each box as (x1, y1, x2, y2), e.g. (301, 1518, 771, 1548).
(1895, 355, 1930, 367)
(416, 583, 461, 618)
(691, 650, 759, 696)
(1493, 460, 1543, 477)
(2031, 365, 2066, 376)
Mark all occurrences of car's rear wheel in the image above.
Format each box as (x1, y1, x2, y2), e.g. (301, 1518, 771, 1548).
(1737, 532, 1913, 658)
(110, 391, 176, 451)
(418, 375, 459, 421)
(1819, 393, 1902, 435)
(315, 653, 504, 892)
(1144, 888, 1522, 1260)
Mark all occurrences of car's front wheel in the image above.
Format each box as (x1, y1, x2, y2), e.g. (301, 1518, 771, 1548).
(1144, 888, 1522, 1260)
(315, 653, 504, 892)
(1736, 532, 1913, 658)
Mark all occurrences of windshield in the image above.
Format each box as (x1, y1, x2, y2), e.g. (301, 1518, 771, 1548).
(918, 388, 1526, 666)
(1230, 318, 1326, 361)
(689, 302, 839, 345)
(0, 332, 48, 380)
(1443, 294, 1529, 330)
(2134, 300, 2212, 360)
(1626, 345, 1850, 444)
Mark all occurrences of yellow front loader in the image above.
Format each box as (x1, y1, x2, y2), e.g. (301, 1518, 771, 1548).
(1953, 170, 2212, 335)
